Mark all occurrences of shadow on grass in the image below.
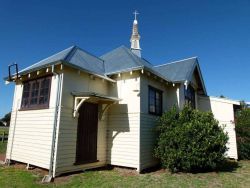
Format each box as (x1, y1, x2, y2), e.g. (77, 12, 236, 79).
(215, 160, 240, 173)
(141, 160, 240, 174)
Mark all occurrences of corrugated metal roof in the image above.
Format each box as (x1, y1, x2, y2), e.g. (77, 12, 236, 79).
(154, 57, 207, 94)
(19, 46, 75, 74)
(8, 45, 206, 93)
(154, 57, 197, 82)
(18, 45, 106, 77)
(100, 45, 154, 74)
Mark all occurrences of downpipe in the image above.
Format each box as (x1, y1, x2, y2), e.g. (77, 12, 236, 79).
(43, 67, 63, 182)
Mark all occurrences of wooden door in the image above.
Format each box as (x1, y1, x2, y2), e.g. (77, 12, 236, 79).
(75, 102, 98, 164)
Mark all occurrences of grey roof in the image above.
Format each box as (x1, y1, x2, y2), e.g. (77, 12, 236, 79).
(154, 57, 197, 82)
(19, 46, 75, 74)
(101, 45, 154, 74)
(154, 57, 207, 94)
(16, 46, 111, 80)
(7, 45, 206, 94)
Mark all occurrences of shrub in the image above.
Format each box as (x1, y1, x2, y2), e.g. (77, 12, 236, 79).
(236, 108, 250, 159)
(154, 105, 228, 172)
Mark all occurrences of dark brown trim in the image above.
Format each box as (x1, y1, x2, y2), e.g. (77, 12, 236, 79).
(20, 75, 52, 110)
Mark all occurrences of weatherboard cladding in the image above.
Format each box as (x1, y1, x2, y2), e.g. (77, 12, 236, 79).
(14, 45, 197, 83)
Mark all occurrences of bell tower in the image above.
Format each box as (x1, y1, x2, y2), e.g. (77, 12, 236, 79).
(130, 10, 141, 57)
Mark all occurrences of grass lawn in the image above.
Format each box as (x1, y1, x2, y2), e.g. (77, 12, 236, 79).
(0, 142, 7, 154)
(0, 160, 250, 188)
(0, 127, 8, 154)
(0, 126, 9, 132)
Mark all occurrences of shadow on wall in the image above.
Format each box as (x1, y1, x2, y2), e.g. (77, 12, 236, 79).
(197, 96, 212, 112)
(106, 104, 130, 163)
(165, 85, 180, 112)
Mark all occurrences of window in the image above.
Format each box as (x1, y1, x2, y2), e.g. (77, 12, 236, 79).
(184, 85, 196, 108)
(148, 86, 162, 115)
(21, 76, 52, 110)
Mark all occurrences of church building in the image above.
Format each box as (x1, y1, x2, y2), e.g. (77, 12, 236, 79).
(4, 12, 239, 181)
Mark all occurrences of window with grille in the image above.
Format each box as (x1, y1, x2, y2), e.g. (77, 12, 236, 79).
(21, 76, 52, 110)
(148, 86, 162, 115)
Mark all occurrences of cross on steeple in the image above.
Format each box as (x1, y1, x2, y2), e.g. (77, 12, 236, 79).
(130, 10, 141, 57)
(133, 10, 139, 20)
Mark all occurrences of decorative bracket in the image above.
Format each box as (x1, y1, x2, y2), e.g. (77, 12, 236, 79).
(73, 97, 89, 117)
(99, 103, 115, 120)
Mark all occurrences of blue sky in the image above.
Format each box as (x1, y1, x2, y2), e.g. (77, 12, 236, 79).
(0, 0, 250, 117)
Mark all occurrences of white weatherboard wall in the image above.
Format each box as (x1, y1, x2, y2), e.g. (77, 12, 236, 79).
(140, 74, 179, 170)
(54, 68, 109, 175)
(6, 75, 59, 169)
(107, 72, 140, 170)
(197, 96, 238, 159)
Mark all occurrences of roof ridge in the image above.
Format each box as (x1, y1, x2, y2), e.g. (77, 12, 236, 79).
(123, 47, 144, 67)
(64, 46, 78, 62)
(20, 46, 75, 72)
(154, 56, 198, 68)
(75, 46, 104, 62)
(71, 46, 106, 73)
(100, 45, 127, 58)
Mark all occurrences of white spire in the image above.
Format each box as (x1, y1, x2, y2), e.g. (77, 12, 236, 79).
(130, 10, 141, 57)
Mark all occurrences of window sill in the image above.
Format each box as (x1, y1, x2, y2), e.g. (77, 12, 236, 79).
(19, 106, 50, 111)
(148, 112, 162, 116)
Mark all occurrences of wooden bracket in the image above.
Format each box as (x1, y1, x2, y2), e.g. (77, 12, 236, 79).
(99, 103, 115, 120)
(73, 97, 89, 117)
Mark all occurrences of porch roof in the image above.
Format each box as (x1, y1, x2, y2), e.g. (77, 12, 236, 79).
(71, 92, 120, 118)
(71, 91, 120, 103)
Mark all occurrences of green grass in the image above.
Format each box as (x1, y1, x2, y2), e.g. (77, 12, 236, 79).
(0, 127, 8, 154)
(0, 142, 7, 154)
(0, 126, 9, 132)
(0, 161, 250, 188)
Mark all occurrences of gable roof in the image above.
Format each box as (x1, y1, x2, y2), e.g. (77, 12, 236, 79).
(14, 46, 115, 82)
(154, 57, 197, 82)
(154, 57, 207, 95)
(101, 45, 153, 74)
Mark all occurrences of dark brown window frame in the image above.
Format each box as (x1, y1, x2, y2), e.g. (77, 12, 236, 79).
(148, 85, 163, 116)
(21, 75, 52, 110)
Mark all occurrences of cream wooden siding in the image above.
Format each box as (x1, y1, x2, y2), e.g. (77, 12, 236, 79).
(178, 84, 186, 109)
(6, 75, 59, 169)
(197, 96, 238, 159)
(139, 74, 179, 170)
(107, 73, 140, 170)
(54, 68, 109, 175)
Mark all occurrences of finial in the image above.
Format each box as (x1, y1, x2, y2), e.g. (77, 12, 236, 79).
(133, 10, 139, 20)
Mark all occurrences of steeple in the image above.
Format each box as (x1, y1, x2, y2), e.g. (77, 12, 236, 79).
(130, 10, 141, 57)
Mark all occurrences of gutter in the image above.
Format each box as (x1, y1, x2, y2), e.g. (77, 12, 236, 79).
(4, 61, 116, 83)
(105, 66, 172, 83)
